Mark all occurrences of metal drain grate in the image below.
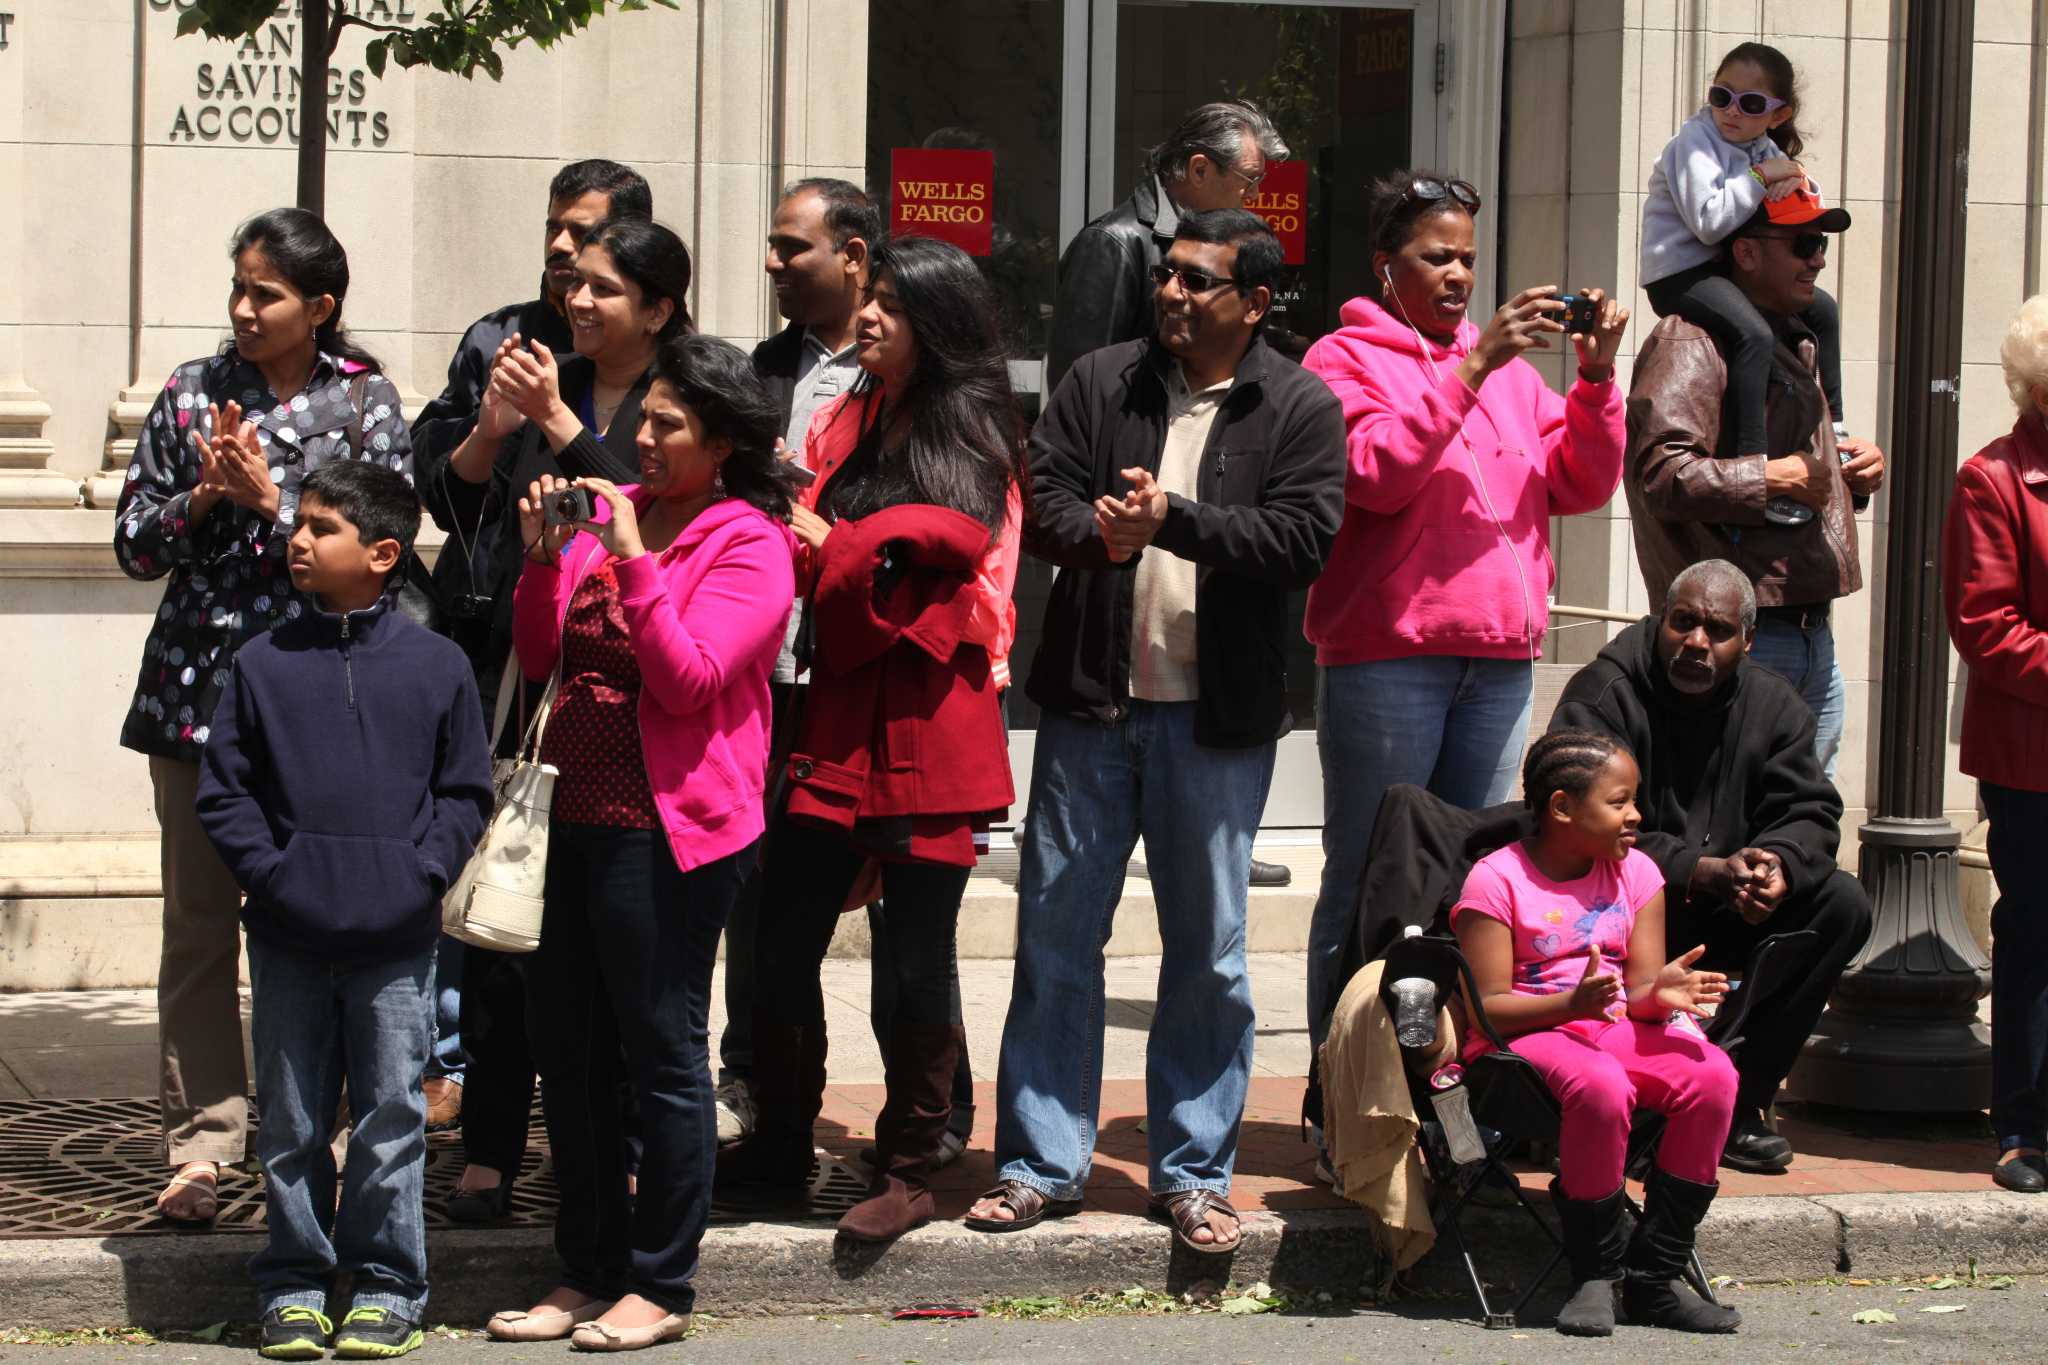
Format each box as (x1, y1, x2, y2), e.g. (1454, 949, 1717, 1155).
(0, 1099, 868, 1238)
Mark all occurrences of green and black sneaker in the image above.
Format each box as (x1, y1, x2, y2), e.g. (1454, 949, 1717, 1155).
(258, 1305, 334, 1360)
(330, 1307, 423, 1360)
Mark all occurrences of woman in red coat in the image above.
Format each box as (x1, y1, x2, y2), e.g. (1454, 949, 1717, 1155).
(715, 236, 1027, 1243)
(1943, 293, 2048, 1194)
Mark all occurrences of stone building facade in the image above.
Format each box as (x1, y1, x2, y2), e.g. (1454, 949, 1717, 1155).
(1, 0, 2044, 985)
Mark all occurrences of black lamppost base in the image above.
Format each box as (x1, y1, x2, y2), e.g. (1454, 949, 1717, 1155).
(1787, 817, 1991, 1113)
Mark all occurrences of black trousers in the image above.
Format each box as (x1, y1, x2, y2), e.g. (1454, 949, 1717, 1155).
(455, 945, 534, 1178)
(755, 818, 969, 1034)
(1647, 264, 1844, 453)
(531, 822, 752, 1314)
(1982, 782, 2048, 1149)
(1668, 866, 1872, 1111)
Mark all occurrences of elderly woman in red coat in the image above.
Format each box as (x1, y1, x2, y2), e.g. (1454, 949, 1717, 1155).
(1944, 292, 2048, 1195)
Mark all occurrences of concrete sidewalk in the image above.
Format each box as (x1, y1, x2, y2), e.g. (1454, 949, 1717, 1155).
(2, 954, 2043, 1331)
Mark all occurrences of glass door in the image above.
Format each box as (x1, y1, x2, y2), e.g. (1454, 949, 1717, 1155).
(867, 0, 1445, 830)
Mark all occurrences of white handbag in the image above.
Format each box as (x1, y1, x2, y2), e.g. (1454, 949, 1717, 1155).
(441, 659, 560, 952)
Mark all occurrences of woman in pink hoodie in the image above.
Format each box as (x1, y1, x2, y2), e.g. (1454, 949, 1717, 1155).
(1299, 169, 1629, 1061)
(491, 334, 803, 1351)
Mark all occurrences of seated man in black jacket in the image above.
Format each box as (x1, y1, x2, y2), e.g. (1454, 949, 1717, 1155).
(1549, 559, 1873, 1173)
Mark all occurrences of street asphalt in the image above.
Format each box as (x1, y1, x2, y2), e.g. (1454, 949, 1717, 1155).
(5, 1276, 2048, 1363)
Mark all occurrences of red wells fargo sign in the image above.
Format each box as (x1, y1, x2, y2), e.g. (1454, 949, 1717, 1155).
(1247, 160, 1308, 266)
(890, 148, 995, 257)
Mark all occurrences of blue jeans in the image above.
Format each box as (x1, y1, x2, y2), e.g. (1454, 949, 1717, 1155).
(247, 937, 434, 1320)
(1306, 656, 1533, 1048)
(1747, 614, 1846, 779)
(994, 702, 1273, 1199)
(426, 933, 465, 1082)
(1982, 782, 2048, 1151)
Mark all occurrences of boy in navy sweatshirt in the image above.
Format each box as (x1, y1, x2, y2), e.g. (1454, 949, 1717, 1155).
(199, 461, 492, 1360)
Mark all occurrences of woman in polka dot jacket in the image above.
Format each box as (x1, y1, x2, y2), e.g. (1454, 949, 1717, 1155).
(113, 208, 410, 1227)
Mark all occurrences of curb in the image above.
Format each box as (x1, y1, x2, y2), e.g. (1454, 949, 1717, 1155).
(5, 1194, 2047, 1331)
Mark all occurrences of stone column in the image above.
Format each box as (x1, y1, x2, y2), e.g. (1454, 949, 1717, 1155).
(0, 5, 73, 508)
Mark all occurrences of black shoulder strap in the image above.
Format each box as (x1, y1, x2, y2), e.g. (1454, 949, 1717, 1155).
(345, 373, 370, 460)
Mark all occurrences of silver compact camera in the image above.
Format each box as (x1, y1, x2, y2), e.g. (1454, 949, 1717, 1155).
(544, 485, 593, 526)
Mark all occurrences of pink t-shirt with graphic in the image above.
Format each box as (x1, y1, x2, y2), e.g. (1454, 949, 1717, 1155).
(1452, 843, 1665, 1025)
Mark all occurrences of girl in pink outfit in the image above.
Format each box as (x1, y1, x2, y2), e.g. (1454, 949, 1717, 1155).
(1299, 169, 1630, 1057)
(494, 333, 804, 1352)
(1453, 729, 1739, 1339)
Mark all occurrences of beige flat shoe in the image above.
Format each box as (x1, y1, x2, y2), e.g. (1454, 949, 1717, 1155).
(570, 1313, 691, 1352)
(485, 1301, 610, 1342)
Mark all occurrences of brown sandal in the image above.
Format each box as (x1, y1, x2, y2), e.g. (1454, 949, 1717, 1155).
(1148, 1188, 1241, 1255)
(962, 1179, 1081, 1233)
(156, 1161, 220, 1226)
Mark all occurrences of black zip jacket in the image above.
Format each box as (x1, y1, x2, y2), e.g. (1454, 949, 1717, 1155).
(417, 355, 645, 730)
(752, 320, 806, 427)
(197, 597, 493, 965)
(1547, 616, 1844, 905)
(1023, 335, 1345, 748)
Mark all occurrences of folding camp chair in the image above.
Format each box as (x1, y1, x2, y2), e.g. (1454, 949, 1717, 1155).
(1379, 926, 1815, 1329)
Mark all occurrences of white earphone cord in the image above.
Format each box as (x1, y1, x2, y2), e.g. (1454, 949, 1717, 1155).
(1382, 266, 1540, 667)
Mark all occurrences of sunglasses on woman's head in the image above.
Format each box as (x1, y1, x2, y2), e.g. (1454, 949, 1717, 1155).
(1400, 176, 1481, 215)
(1707, 84, 1788, 117)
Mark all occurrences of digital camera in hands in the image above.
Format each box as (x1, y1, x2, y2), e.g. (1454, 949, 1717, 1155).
(544, 484, 593, 527)
(1557, 293, 1600, 335)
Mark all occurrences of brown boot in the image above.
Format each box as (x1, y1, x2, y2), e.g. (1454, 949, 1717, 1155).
(837, 1022, 961, 1244)
(714, 1020, 826, 1209)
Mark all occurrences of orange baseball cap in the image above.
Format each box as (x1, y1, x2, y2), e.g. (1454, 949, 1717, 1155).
(1745, 176, 1852, 233)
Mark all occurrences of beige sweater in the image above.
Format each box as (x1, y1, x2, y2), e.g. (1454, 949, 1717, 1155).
(1318, 959, 1458, 1270)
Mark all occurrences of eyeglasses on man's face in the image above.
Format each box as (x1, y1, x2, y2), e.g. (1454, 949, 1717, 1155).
(1149, 263, 1240, 295)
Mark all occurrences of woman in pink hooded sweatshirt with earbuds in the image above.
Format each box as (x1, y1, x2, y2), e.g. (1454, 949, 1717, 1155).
(1298, 167, 1629, 1071)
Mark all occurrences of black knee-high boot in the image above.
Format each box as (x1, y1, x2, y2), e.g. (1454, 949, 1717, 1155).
(1552, 1181, 1627, 1337)
(1622, 1167, 1741, 1333)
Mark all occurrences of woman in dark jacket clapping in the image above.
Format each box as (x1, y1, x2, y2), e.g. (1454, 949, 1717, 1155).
(115, 207, 409, 1225)
(420, 216, 694, 1221)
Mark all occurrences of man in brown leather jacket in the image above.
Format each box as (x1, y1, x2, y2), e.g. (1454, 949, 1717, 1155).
(1623, 195, 1885, 779)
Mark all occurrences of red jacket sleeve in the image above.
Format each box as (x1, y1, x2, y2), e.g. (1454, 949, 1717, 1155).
(1945, 457, 2048, 702)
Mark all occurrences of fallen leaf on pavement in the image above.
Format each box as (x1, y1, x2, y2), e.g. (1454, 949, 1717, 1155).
(1845, 1278, 1872, 1286)
(1851, 1309, 1898, 1325)
(1921, 1304, 1968, 1314)
(1983, 1275, 2017, 1290)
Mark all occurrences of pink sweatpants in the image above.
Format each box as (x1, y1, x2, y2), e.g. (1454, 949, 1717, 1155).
(1507, 1017, 1737, 1199)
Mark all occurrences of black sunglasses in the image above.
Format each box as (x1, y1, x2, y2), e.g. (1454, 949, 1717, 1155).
(1149, 263, 1240, 294)
(1401, 176, 1481, 215)
(1745, 230, 1828, 258)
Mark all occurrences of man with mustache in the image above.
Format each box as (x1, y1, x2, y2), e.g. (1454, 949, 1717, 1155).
(1620, 185, 1884, 781)
(971, 210, 1342, 1252)
(1548, 560, 1871, 1175)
